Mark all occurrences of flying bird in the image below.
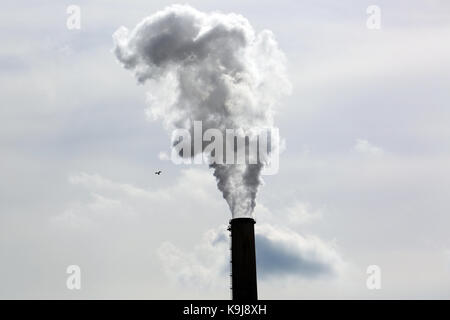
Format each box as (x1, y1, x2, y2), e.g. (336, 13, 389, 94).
(155, 170, 162, 175)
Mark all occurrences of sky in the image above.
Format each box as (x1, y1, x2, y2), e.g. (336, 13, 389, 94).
(1, 0, 450, 299)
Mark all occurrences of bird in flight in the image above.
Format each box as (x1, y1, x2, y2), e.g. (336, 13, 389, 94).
(155, 170, 162, 175)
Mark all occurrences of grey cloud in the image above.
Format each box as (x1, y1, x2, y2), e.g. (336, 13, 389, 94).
(255, 224, 343, 279)
(256, 233, 331, 278)
(160, 223, 343, 287)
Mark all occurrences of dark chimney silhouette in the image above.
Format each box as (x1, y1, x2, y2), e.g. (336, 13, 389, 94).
(228, 217, 258, 300)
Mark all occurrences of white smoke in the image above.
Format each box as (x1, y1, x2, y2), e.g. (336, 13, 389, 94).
(113, 5, 290, 218)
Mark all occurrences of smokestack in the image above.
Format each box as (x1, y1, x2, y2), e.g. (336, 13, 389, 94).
(228, 218, 258, 301)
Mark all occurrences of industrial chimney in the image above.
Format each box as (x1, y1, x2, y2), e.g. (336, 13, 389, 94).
(228, 218, 258, 301)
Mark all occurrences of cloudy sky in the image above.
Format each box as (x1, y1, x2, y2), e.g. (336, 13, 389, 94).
(1, 0, 450, 299)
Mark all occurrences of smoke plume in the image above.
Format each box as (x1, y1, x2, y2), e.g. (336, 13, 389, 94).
(113, 5, 290, 218)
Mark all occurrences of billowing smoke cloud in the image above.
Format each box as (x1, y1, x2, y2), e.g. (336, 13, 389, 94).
(113, 5, 290, 218)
